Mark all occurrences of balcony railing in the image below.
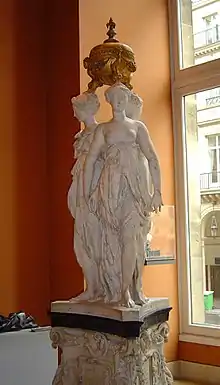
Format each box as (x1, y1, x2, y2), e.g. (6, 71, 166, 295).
(206, 96, 220, 107)
(194, 25, 220, 49)
(200, 172, 220, 190)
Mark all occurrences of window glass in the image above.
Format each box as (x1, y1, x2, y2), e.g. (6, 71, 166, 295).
(179, 0, 220, 69)
(184, 87, 220, 325)
(208, 135, 216, 147)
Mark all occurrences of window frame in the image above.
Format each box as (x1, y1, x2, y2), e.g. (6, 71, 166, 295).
(168, 0, 220, 343)
(169, 0, 220, 83)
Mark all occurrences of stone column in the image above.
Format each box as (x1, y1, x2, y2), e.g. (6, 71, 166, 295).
(201, 239, 206, 291)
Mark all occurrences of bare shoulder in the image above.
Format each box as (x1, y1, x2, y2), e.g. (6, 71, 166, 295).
(136, 120, 149, 135)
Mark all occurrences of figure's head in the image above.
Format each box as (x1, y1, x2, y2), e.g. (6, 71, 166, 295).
(104, 83, 129, 112)
(71, 92, 100, 123)
(125, 92, 143, 120)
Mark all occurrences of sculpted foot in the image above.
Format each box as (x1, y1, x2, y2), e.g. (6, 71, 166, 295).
(132, 290, 149, 306)
(70, 289, 94, 302)
(119, 290, 136, 308)
(135, 296, 148, 306)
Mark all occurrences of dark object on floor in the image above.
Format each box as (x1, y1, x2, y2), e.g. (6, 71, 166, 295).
(0, 311, 38, 333)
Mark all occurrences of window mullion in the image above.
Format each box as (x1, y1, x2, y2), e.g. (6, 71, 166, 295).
(173, 63, 220, 92)
(174, 74, 220, 98)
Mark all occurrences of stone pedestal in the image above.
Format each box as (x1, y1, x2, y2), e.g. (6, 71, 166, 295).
(50, 299, 173, 384)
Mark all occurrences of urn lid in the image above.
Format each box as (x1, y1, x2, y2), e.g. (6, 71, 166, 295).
(83, 18, 137, 92)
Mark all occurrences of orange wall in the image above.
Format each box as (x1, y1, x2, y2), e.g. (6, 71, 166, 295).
(79, 0, 178, 361)
(0, 0, 17, 316)
(47, 0, 84, 302)
(14, 0, 50, 325)
(143, 265, 178, 361)
(179, 341, 220, 367)
(0, 0, 83, 324)
(0, 0, 49, 325)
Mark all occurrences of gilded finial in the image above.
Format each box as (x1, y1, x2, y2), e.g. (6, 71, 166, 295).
(83, 18, 137, 92)
(104, 18, 119, 43)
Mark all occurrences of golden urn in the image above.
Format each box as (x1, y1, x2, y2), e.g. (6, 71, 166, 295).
(83, 18, 137, 92)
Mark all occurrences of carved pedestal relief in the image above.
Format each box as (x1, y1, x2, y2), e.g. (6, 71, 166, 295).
(50, 321, 173, 385)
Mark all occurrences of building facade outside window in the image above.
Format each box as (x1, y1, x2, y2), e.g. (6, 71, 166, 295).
(169, 0, 220, 343)
(207, 134, 220, 184)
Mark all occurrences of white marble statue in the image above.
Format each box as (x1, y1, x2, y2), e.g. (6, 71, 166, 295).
(82, 83, 162, 307)
(67, 92, 104, 301)
(126, 91, 143, 120)
(124, 90, 155, 304)
(68, 91, 100, 217)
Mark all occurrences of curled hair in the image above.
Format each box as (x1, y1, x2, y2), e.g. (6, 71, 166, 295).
(71, 92, 100, 114)
(128, 92, 143, 110)
(104, 82, 130, 103)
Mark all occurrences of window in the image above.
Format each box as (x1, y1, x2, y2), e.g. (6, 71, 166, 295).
(203, 13, 217, 27)
(207, 134, 220, 184)
(169, 0, 220, 343)
(177, 0, 220, 69)
(206, 87, 220, 106)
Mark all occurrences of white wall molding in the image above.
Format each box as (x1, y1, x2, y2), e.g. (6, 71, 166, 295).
(168, 360, 220, 384)
(179, 332, 220, 346)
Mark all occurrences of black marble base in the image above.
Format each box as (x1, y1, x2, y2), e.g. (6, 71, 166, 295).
(50, 306, 172, 338)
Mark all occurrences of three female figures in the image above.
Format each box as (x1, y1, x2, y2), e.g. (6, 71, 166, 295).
(68, 83, 162, 308)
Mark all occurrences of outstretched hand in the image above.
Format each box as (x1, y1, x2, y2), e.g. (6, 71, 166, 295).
(151, 191, 163, 213)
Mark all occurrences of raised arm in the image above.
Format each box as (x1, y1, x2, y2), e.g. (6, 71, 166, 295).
(136, 121, 162, 210)
(83, 124, 105, 201)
